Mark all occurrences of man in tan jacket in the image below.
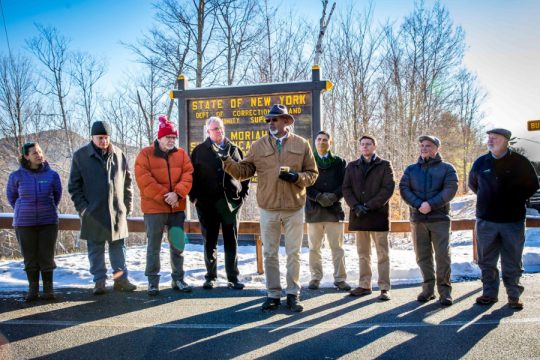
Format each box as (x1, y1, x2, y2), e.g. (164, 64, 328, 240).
(216, 104, 318, 312)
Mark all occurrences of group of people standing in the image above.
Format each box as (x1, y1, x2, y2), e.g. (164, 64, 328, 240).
(7, 104, 538, 314)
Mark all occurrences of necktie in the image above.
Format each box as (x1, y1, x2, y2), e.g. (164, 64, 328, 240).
(276, 139, 282, 154)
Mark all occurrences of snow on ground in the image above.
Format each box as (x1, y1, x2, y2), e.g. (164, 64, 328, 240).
(1, 229, 539, 292)
(2, 195, 540, 292)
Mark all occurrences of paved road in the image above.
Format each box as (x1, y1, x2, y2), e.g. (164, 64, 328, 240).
(1, 275, 540, 359)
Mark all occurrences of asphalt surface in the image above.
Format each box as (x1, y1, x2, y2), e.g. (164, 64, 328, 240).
(1, 274, 540, 360)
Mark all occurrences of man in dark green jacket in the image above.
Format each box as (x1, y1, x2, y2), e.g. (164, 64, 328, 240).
(305, 131, 350, 292)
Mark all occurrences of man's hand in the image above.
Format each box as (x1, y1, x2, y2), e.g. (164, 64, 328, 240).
(353, 204, 369, 217)
(316, 193, 336, 207)
(211, 143, 230, 160)
(278, 171, 299, 183)
(164, 192, 179, 206)
(418, 201, 432, 214)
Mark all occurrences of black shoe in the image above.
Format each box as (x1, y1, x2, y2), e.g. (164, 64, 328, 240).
(417, 292, 436, 302)
(93, 280, 106, 295)
(25, 282, 39, 302)
(286, 294, 304, 313)
(439, 296, 453, 306)
(334, 281, 352, 291)
(508, 297, 524, 310)
(227, 281, 245, 290)
(147, 283, 159, 296)
(308, 279, 320, 290)
(172, 280, 192, 293)
(203, 279, 216, 289)
(261, 297, 281, 311)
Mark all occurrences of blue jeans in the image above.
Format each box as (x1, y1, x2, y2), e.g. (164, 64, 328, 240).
(476, 219, 526, 299)
(87, 239, 128, 283)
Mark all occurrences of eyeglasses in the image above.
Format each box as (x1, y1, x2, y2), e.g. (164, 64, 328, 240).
(165, 135, 178, 140)
(208, 127, 223, 132)
(265, 117, 280, 123)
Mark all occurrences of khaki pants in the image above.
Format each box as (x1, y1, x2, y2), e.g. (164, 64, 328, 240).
(259, 208, 304, 298)
(356, 231, 391, 290)
(307, 222, 346, 282)
(411, 221, 452, 297)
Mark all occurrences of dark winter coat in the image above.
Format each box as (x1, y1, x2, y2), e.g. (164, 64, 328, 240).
(68, 142, 133, 242)
(189, 137, 249, 212)
(7, 162, 62, 227)
(399, 153, 458, 223)
(305, 151, 346, 222)
(469, 150, 539, 222)
(343, 155, 395, 231)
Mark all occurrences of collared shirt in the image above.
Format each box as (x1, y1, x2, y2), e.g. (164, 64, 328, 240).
(491, 149, 508, 160)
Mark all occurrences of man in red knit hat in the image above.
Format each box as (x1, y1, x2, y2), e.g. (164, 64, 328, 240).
(135, 115, 194, 296)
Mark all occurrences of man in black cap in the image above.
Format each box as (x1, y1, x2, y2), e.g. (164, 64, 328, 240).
(399, 135, 458, 306)
(69, 121, 136, 295)
(217, 104, 318, 312)
(469, 128, 539, 310)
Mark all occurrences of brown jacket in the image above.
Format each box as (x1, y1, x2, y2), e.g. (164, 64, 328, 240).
(135, 141, 193, 214)
(343, 155, 395, 231)
(223, 133, 318, 210)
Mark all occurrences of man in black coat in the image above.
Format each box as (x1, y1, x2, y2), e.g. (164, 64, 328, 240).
(469, 128, 539, 310)
(189, 117, 249, 290)
(343, 135, 395, 300)
(399, 135, 458, 306)
(305, 131, 350, 291)
(69, 121, 136, 295)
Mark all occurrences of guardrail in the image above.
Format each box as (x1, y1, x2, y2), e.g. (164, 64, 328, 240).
(2, 214, 539, 274)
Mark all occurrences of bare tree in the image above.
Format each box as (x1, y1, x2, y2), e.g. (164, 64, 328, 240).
(454, 69, 485, 191)
(27, 24, 74, 156)
(215, 0, 260, 85)
(70, 51, 106, 137)
(134, 61, 168, 145)
(0, 53, 38, 153)
(314, 0, 336, 65)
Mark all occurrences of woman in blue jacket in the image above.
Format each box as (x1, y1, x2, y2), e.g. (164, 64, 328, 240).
(7, 142, 62, 301)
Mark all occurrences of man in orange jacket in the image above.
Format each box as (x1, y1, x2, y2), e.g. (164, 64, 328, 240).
(135, 115, 193, 296)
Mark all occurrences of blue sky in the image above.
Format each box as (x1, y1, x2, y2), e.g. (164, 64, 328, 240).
(1, 0, 539, 159)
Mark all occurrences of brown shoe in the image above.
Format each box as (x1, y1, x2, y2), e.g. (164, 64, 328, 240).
(349, 287, 372, 297)
(379, 290, 391, 301)
(508, 297, 524, 310)
(475, 295, 498, 305)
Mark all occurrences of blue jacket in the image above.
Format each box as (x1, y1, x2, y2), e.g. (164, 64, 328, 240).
(399, 153, 458, 222)
(7, 162, 62, 227)
(469, 150, 539, 222)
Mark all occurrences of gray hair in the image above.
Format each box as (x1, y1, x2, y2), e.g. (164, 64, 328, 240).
(203, 116, 224, 139)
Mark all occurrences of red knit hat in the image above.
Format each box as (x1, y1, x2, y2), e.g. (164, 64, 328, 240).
(157, 115, 178, 139)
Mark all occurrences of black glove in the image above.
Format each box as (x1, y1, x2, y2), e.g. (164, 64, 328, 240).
(211, 142, 230, 160)
(353, 204, 369, 217)
(325, 193, 338, 204)
(279, 171, 299, 183)
(316, 193, 334, 207)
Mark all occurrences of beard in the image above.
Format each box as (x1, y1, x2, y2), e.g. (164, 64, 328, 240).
(269, 128, 279, 136)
